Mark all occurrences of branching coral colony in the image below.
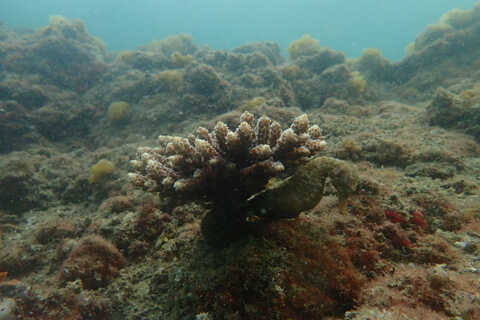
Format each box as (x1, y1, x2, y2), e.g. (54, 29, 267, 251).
(129, 111, 356, 243)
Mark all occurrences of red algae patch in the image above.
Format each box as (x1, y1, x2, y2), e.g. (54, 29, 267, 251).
(58, 235, 126, 289)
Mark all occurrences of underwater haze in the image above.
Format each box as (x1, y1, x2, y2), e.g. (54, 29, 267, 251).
(2, 0, 480, 318)
(0, 0, 477, 60)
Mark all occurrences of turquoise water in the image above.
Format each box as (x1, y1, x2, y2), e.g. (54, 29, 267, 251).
(0, 0, 477, 60)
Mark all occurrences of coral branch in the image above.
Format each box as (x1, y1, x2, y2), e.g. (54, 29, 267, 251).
(129, 111, 326, 196)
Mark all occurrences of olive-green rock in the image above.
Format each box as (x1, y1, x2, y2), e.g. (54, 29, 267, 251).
(245, 156, 359, 218)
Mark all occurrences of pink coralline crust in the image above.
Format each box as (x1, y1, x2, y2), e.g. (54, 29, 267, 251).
(128, 111, 326, 195)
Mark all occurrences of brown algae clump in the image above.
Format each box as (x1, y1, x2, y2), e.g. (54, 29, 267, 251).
(170, 51, 194, 68)
(349, 71, 367, 94)
(146, 33, 197, 57)
(287, 34, 322, 60)
(89, 159, 114, 183)
(440, 7, 477, 29)
(155, 70, 185, 93)
(107, 101, 130, 124)
(240, 97, 266, 111)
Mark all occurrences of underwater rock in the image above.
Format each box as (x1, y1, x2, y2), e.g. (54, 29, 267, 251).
(362, 139, 413, 168)
(0, 75, 96, 148)
(0, 80, 49, 110)
(320, 97, 350, 113)
(285, 61, 368, 108)
(184, 63, 226, 96)
(353, 48, 394, 83)
(242, 52, 273, 70)
(389, 4, 480, 96)
(59, 235, 126, 289)
(427, 87, 480, 141)
(405, 163, 456, 180)
(295, 48, 345, 75)
(0, 101, 33, 154)
(182, 63, 233, 114)
(196, 50, 245, 73)
(31, 104, 95, 141)
(140, 33, 198, 58)
(320, 64, 351, 83)
(0, 155, 40, 214)
(0, 243, 42, 277)
(34, 218, 76, 244)
(117, 50, 170, 71)
(232, 41, 284, 65)
(2, 16, 106, 92)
